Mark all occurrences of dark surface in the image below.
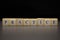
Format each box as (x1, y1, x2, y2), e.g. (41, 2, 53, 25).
(0, 21, 60, 40)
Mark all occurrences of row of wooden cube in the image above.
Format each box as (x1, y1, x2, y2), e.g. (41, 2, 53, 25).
(2, 18, 58, 26)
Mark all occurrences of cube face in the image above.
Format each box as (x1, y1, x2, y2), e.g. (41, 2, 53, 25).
(51, 18, 58, 25)
(23, 19, 30, 25)
(30, 19, 37, 25)
(16, 18, 24, 25)
(9, 18, 16, 25)
(37, 18, 44, 25)
(44, 18, 51, 25)
(2, 18, 9, 25)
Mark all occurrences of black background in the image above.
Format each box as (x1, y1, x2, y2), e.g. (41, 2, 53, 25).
(0, 0, 60, 21)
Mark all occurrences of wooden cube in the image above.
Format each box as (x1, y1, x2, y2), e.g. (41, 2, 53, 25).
(51, 18, 58, 25)
(23, 19, 30, 25)
(37, 18, 44, 25)
(30, 19, 37, 25)
(9, 18, 16, 25)
(2, 18, 9, 25)
(44, 18, 51, 25)
(16, 18, 24, 25)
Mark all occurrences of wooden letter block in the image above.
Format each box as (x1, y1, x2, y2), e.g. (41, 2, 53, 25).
(9, 18, 16, 25)
(44, 18, 51, 25)
(2, 18, 9, 25)
(16, 18, 24, 25)
(24, 19, 30, 25)
(37, 18, 44, 25)
(51, 18, 58, 25)
(30, 19, 37, 25)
